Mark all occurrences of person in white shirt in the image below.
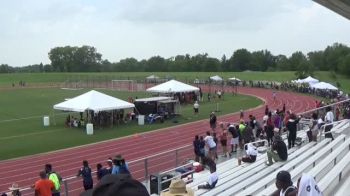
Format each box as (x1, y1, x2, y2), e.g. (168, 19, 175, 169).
(324, 107, 334, 140)
(238, 143, 258, 165)
(193, 101, 199, 115)
(204, 131, 217, 161)
(198, 164, 218, 190)
(297, 173, 322, 196)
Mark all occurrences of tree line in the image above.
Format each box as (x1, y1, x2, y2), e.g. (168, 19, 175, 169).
(1, 43, 350, 78)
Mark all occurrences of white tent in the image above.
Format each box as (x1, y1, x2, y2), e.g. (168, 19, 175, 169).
(146, 75, 159, 80)
(228, 77, 241, 82)
(293, 76, 319, 85)
(311, 82, 338, 90)
(302, 76, 319, 84)
(210, 75, 223, 81)
(53, 90, 135, 112)
(146, 80, 199, 93)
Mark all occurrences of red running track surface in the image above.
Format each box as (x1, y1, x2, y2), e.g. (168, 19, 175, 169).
(0, 87, 317, 195)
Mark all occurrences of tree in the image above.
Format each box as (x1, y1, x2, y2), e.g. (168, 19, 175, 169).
(339, 54, 350, 76)
(48, 45, 102, 72)
(288, 51, 307, 71)
(229, 49, 251, 71)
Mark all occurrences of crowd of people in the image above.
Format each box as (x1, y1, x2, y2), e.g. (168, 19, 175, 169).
(1, 155, 150, 196)
(190, 98, 350, 194)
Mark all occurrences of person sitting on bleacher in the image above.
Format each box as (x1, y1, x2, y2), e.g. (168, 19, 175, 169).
(237, 143, 258, 165)
(271, 171, 297, 196)
(197, 163, 218, 190)
(266, 135, 288, 166)
(297, 173, 322, 196)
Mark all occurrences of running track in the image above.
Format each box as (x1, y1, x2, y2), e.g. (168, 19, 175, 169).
(0, 87, 317, 195)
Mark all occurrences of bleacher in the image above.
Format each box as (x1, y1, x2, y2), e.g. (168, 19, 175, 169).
(177, 119, 350, 196)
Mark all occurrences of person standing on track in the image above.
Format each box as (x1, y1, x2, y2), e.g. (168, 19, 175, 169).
(273, 91, 277, 102)
(209, 112, 217, 132)
(44, 164, 61, 196)
(77, 160, 93, 191)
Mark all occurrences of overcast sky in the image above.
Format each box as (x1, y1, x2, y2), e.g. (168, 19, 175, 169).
(1, 0, 350, 67)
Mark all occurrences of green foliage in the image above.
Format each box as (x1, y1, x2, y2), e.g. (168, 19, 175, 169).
(48, 45, 102, 72)
(2, 43, 350, 77)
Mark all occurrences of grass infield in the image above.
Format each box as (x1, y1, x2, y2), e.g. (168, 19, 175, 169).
(0, 88, 261, 160)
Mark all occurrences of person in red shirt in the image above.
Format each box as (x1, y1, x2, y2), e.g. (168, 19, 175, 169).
(34, 171, 54, 196)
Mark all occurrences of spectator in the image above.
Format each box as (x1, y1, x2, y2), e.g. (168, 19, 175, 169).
(199, 136, 206, 162)
(241, 124, 254, 145)
(219, 127, 229, 157)
(81, 174, 149, 196)
(266, 112, 275, 146)
(193, 101, 199, 115)
(238, 143, 258, 165)
(311, 113, 319, 142)
(209, 112, 217, 131)
(96, 164, 109, 181)
(240, 109, 244, 120)
(112, 155, 130, 175)
(197, 163, 218, 190)
(297, 173, 322, 196)
(77, 160, 93, 191)
(286, 114, 299, 149)
(204, 131, 217, 161)
(212, 132, 219, 159)
(193, 135, 201, 162)
(271, 171, 297, 196)
(324, 107, 334, 140)
(8, 183, 21, 196)
(228, 124, 239, 154)
(34, 171, 54, 196)
(266, 135, 288, 166)
(106, 158, 113, 174)
(44, 164, 61, 196)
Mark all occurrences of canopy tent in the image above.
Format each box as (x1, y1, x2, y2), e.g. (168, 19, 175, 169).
(146, 75, 160, 80)
(210, 75, 223, 81)
(146, 80, 199, 93)
(311, 82, 338, 90)
(228, 77, 241, 82)
(292, 76, 319, 85)
(53, 90, 135, 112)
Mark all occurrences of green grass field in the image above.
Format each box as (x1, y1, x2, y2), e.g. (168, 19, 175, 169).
(0, 71, 348, 92)
(0, 88, 261, 160)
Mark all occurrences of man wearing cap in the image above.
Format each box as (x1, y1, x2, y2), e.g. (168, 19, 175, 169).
(266, 135, 288, 166)
(271, 170, 297, 196)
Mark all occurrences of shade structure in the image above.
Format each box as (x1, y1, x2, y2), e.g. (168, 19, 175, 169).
(146, 80, 199, 93)
(53, 90, 135, 112)
(146, 75, 159, 79)
(210, 75, 223, 81)
(293, 76, 319, 85)
(311, 82, 338, 90)
(228, 77, 241, 81)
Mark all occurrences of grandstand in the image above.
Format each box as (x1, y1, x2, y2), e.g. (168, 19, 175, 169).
(171, 119, 350, 196)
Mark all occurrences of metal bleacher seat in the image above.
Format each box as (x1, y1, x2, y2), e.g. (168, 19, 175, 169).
(220, 138, 331, 196)
(259, 134, 348, 196)
(198, 139, 315, 196)
(318, 150, 350, 195)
